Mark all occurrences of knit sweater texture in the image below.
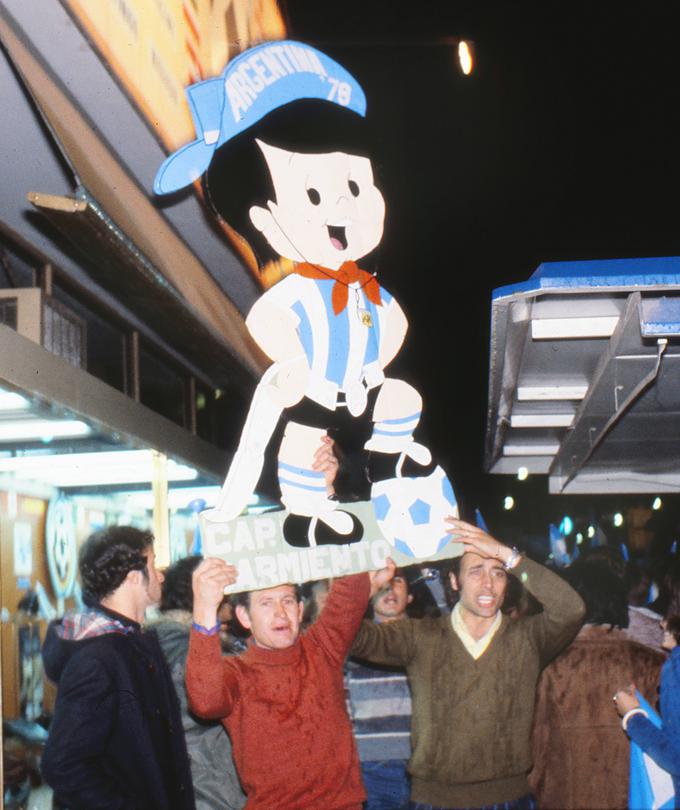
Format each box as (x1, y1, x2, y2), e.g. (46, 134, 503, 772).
(186, 573, 370, 810)
(351, 557, 585, 808)
(529, 624, 664, 809)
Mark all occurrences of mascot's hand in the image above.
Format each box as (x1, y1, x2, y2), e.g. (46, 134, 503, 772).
(268, 356, 310, 408)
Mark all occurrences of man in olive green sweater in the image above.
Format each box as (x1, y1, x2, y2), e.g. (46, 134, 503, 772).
(352, 518, 585, 810)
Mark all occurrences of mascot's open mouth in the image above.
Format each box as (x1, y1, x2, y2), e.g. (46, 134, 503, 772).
(327, 224, 348, 251)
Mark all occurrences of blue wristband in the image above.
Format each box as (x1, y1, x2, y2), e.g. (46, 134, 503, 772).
(191, 621, 220, 636)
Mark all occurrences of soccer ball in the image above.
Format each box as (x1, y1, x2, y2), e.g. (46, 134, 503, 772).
(371, 465, 459, 559)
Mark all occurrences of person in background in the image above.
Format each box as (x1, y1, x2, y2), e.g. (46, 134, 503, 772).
(530, 559, 664, 809)
(614, 557, 680, 805)
(346, 567, 419, 810)
(152, 555, 245, 810)
(301, 578, 331, 628)
(624, 558, 665, 650)
(41, 526, 194, 810)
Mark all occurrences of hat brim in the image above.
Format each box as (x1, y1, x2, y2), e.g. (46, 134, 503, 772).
(153, 138, 216, 196)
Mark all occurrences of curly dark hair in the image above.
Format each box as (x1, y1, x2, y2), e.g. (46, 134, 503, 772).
(160, 555, 203, 612)
(79, 526, 153, 606)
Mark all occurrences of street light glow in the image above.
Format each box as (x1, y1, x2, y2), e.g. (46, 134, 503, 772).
(458, 41, 473, 75)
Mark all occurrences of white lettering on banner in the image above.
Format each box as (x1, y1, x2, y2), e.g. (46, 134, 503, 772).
(225, 81, 249, 121)
(205, 525, 231, 555)
(255, 555, 278, 586)
(225, 46, 334, 122)
(260, 50, 287, 81)
(243, 61, 264, 92)
(250, 56, 275, 87)
(370, 539, 391, 568)
(202, 501, 461, 594)
(237, 558, 256, 590)
(327, 78, 351, 106)
(254, 517, 278, 550)
(329, 544, 352, 572)
(284, 44, 302, 71)
(308, 547, 331, 580)
(234, 522, 255, 552)
(277, 552, 302, 583)
(309, 52, 328, 77)
(236, 66, 258, 100)
(269, 46, 294, 73)
(353, 543, 367, 569)
(300, 553, 310, 583)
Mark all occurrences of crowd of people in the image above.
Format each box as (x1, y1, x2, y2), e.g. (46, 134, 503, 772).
(38, 517, 680, 810)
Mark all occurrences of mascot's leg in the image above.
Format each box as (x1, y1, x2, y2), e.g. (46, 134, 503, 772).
(203, 363, 283, 523)
(365, 379, 432, 480)
(365, 379, 459, 559)
(279, 421, 363, 548)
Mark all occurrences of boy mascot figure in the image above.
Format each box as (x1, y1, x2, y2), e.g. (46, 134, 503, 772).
(155, 41, 457, 552)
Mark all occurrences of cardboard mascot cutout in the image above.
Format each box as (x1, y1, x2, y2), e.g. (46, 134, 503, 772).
(155, 41, 460, 590)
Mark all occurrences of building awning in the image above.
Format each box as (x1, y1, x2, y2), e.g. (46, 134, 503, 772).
(485, 256, 680, 493)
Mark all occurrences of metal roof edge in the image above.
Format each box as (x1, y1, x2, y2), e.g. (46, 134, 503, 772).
(492, 256, 680, 301)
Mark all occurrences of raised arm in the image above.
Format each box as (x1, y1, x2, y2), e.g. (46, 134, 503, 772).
(626, 713, 680, 777)
(446, 517, 585, 664)
(350, 560, 419, 667)
(309, 560, 396, 665)
(307, 573, 371, 665)
(186, 558, 240, 719)
(614, 658, 680, 778)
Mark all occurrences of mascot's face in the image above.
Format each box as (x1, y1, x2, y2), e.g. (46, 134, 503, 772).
(248, 140, 386, 269)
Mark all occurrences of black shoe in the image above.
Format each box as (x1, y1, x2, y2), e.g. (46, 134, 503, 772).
(314, 513, 363, 546)
(282, 512, 364, 548)
(367, 451, 436, 484)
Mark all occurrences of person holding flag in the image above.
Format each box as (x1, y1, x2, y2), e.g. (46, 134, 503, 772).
(614, 559, 680, 809)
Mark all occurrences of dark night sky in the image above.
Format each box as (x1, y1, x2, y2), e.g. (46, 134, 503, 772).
(282, 1, 680, 523)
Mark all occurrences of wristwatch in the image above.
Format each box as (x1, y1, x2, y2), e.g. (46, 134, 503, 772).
(504, 546, 521, 570)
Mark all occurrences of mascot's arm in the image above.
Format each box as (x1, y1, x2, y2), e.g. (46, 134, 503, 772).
(246, 295, 305, 364)
(379, 296, 408, 369)
(246, 294, 310, 408)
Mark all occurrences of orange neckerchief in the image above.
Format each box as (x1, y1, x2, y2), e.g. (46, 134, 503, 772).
(295, 261, 382, 315)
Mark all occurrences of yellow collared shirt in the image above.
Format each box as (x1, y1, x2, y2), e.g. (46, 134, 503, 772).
(450, 601, 502, 660)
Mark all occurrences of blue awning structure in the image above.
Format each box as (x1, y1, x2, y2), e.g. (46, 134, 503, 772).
(485, 257, 680, 494)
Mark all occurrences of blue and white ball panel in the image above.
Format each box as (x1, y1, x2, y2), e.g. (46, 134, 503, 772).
(371, 465, 458, 559)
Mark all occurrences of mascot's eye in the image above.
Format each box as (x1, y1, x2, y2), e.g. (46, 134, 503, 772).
(348, 180, 360, 197)
(306, 187, 321, 205)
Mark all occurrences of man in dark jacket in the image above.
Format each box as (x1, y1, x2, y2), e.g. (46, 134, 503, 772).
(41, 526, 197, 810)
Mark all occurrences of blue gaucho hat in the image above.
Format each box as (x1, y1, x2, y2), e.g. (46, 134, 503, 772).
(153, 40, 367, 195)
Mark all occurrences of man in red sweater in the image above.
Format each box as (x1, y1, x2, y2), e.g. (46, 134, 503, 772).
(186, 558, 394, 810)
